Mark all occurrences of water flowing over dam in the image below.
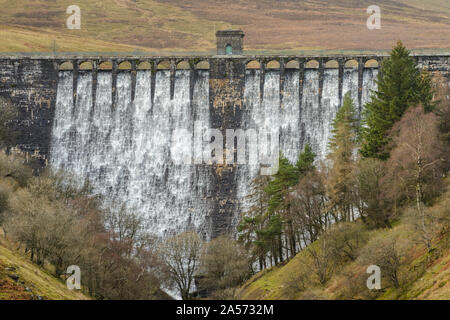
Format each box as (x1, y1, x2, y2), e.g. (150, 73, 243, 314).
(49, 65, 378, 239)
(1, 52, 447, 239)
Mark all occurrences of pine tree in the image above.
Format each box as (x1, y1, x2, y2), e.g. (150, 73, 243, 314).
(326, 93, 359, 222)
(264, 147, 316, 259)
(240, 146, 317, 266)
(360, 41, 434, 160)
(296, 144, 316, 175)
(329, 93, 359, 154)
(263, 155, 296, 260)
(257, 214, 283, 266)
(265, 155, 298, 215)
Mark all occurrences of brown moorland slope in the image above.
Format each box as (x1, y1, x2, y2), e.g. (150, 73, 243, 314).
(0, 0, 449, 54)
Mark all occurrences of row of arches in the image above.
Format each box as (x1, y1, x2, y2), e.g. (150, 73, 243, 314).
(59, 60, 211, 71)
(59, 58, 380, 71)
(245, 59, 379, 70)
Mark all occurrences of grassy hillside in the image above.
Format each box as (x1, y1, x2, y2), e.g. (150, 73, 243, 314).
(0, 0, 449, 54)
(238, 231, 449, 300)
(237, 186, 450, 300)
(0, 229, 90, 300)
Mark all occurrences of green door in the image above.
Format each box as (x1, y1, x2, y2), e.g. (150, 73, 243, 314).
(225, 44, 232, 55)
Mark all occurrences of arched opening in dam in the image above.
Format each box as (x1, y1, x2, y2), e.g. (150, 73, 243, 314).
(59, 61, 73, 70)
(305, 60, 319, 69)
(118, 61, 132, 70)
(79, 61, 93, 70)
(285, 60, 300, 69)
(196, 61, 210, 70)
(177, 61, 190, 69)
(138, 61, 152, 70)
(99, 61, 113, 70)
(246, 60, 260, 69)
(325, 60, 338, 69)
(266, 60, 280, 69)
(157, 60, 171, 70)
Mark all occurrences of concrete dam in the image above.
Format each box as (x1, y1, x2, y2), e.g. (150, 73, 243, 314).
(1, 33, 449, 239)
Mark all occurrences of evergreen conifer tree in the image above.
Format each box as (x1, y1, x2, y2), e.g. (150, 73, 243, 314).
(360, 41, 434, 159)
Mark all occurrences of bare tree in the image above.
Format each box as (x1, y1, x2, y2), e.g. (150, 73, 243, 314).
(354, 158, 389, 228)
(0, 181, 11, 226)
(158, 232, 203, 300)
(326, 221, 369, 266)
(385, 106, 447, 250)
(283, 264, 310, 298)
(358, 234, 410, 289)
(291, 169, 329, 246)
(199, 235, 251, 298)
(305, 236, 334, 286)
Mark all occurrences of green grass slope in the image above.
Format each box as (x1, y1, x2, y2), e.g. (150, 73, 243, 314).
(0, 0, 449, 54)
(238, 228, 449, 300)
(0, 229, 90, 300)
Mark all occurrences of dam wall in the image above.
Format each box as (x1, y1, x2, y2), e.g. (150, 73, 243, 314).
(0, 54, 448, 238)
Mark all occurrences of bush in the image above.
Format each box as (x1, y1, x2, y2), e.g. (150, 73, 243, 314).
(305, 239, 335, 286)
(337, 266, 381, 300)
(357, 233, 412, 289)
(0, 182, 11, 225)
(354, 158, 390, 228)
(283, 264, 310, 299)
(326, 221, 370, 267)
(402, 206, 441, 253)
(199, 235, 251, 298)
(0, 151, 33, 187)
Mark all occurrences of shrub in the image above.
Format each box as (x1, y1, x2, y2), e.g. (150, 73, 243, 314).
(0, 182, 11, 225)
(326, 221, 370, 267)
(305, 238, 335, 286)
(337, 266, 381, 300)
(358, 233, 412, 289)
(354, 158, 390, 228)
(0, 151, 33, 187)
(283, 264, 310, 299)
(199, 235, 251, 298)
